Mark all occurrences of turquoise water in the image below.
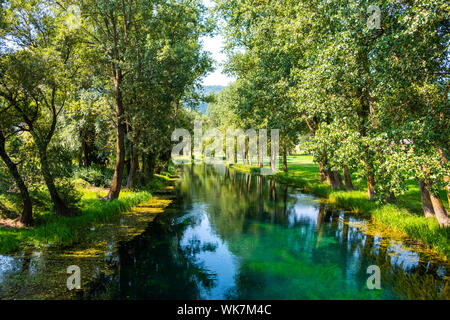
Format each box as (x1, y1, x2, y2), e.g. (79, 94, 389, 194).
(86, 165, 448, 300)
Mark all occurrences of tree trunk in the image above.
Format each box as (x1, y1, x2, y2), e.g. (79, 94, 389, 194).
(125, 157, 131, 180)
(270, 147, 276, 172)
(80, 119, 96, 167)
(257, 148, 261, 167)
(126, 141, 139, 189)
(356, 45, 375, 201)
(437, 146, 450, 205)
(419, 180, 435, 218)
(327, 168, 337, 189)
(82, 140, 91, 167)
(38, 147, 72, 216)
(426, 183, 450, 227)
(367, 172, 376, 201)
(140, 153, 147, 186)
(0, 132, 33, 225)
(124, 126, 131, 178)
(319, 162, 327, 183)
(343, 167, 354, 191)
(145, 152, 156, 181)
(283, 143, 288, 173)
(334, 171, 344, 189)
(327, 169, 343, 189)
(161, 149, 171, 172)
(106, 69, 126, 200)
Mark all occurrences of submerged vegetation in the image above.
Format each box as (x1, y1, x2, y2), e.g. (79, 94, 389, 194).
(0, 170, 174, 253)
(233, 155, 450, 258)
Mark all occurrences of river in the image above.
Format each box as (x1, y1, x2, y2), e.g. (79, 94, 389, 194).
(0, 164, 448, 299)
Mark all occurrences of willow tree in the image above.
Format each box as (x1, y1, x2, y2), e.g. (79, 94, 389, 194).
(72, 0, 150, 200)
(0, 0, 33, 225)
(0, 121, 33, 225)
(70, 0, 213, 195)
(370, 0, 449, 224)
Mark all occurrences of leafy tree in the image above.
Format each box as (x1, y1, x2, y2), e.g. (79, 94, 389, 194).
(0, 0, 80, 215)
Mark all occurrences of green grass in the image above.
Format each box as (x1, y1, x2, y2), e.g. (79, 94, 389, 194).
(232, 155, 450, 258)
(0, 174, 172, 254)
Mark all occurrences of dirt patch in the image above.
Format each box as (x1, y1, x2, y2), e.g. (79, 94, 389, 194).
(0, 218, 26, 229)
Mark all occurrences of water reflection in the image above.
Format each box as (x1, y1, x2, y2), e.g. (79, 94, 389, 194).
(82, 164, 448, 300)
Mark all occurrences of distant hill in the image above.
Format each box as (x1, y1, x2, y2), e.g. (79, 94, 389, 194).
(203, 85, 226, 94)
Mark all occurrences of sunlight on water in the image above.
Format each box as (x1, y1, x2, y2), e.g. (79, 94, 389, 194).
(0, 165, 448, 300)
(83, 165, 447, 300)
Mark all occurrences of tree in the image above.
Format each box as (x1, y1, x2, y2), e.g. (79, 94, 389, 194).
(0, 0, 80, 215)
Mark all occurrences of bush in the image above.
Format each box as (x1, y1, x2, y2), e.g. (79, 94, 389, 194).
(73, 166, 113, 187)
(56, 179, 82, 207)
(146, 177, 165, 191)
(0, 196, 19, 219)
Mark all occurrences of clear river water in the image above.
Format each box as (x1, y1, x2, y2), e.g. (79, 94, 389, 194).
(0, 164, 448, 299)
(86, 165, 449, 299)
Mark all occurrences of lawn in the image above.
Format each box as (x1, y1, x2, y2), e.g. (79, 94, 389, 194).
(232, 155, 450, 258)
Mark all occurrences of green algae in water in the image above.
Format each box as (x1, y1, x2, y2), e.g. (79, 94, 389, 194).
(77, 165, 448, 300)
(0, 165, 448, 300)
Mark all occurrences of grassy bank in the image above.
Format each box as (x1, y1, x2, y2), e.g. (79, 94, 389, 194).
(0, 173, 173, 254)
(232, 155, 450, 258)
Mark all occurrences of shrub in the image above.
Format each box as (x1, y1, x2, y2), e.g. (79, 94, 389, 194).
(73, 166, 113, 187)
(56, 179, 82, 207)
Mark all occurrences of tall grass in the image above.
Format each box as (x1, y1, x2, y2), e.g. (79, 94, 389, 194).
(0, 190, 152, 253)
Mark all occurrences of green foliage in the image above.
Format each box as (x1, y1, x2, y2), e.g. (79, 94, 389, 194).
(216, 0, 449, 228)
(234, 155, 450, 257)
(55, 179, 82, 208)
(73, 166, 113, 187)
(0, 163, 12, 194)
(0, 0, 212, 222)
(0, 173, 173, 253)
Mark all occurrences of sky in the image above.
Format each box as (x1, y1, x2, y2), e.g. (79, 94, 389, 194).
(201, 35, 235, 87)
(201, 0, 236, 87)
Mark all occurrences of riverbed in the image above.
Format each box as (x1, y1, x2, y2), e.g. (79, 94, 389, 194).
(0, 165, 448, 299)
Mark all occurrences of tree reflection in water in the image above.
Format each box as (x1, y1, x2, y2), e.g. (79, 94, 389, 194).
(82, 164, 448, 300)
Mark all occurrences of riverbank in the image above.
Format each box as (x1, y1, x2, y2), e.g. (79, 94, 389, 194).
(0, 175, 178, 299)
(0, 173, 176, 254)
(231, 155, 450, 258)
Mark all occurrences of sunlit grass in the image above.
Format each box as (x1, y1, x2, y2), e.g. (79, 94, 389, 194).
(232, 154, 450, 258)
(0, 174, 171, 254)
